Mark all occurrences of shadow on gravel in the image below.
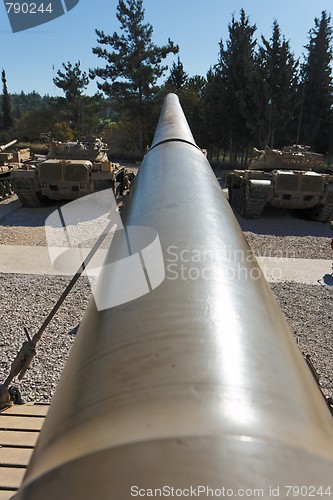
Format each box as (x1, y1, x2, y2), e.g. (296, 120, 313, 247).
(1, 202, 61, 227)
(233, 206, 332, 238)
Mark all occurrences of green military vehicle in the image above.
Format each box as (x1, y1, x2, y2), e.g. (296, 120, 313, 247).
(226, 145, 333, 220)
(11, 135, 133, 207)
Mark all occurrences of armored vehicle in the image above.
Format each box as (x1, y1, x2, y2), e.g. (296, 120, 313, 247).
(0, 139, 33, 200)
(226, 145, 333, 220)
(11, 135, 133, 207)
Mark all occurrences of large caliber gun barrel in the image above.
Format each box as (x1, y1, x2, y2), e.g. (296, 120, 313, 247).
(0, 139, 17, 152)
(14, 94, 333, 499)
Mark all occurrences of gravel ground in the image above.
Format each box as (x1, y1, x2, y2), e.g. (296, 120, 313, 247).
(271, 282, 333, 397)
(2, 194, 333, 259)
(0, 274, 92, 402)
(0, 274, 332, 403)
(236, 207, 333, 260)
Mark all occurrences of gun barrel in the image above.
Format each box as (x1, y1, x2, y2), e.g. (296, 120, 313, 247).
(0, 139, 17, 152)
(14, 94, 333, 499)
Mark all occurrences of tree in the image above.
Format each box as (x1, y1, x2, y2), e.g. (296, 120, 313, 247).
(53, 61, 90, 135)
(166, 56, 188, 90)
(176, 76, 206, 144)
(90, 0, 179, 153)
(202, 67, 228, 159)
(216, 9, 257, 163)
(53, 61, 89, 100)
(2, 70, 13, 130)
(250, 21, 299, 148)
(300, 11, 333, 153)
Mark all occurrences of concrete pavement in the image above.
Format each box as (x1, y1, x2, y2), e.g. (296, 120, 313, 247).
(0, 244, 332, 285)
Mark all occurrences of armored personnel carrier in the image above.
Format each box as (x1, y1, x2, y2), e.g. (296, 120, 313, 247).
(226, 145, 333, 220)
(11, 135, 133, 207)
(0, 139, 33, 200)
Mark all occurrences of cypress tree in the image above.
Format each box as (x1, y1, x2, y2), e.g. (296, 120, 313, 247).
(2, 70, 13, 130)
(216, 9, 257, 164)
(250, 21, 298, 148)
(301, 11, 333, 153)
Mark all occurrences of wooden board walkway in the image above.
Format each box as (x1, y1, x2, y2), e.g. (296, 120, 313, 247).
(0, 403, 49, 499)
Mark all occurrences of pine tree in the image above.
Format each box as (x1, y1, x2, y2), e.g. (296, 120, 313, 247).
(250, 21, 298, 148)
(2, 70, 13, 130)
(53, 61, 89, 101)
(301, 11, 333, 153)
(167, 57, 188, 90)
(90, 0, 178, 153)
(53, 61, 91, 135)
(201, 67, 227, 158)
(216, 9, 257, 163)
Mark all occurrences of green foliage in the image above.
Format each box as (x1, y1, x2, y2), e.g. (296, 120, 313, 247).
(1, 70, 13, 130)
(53, 61, 95, 135)
(250, 21, 299, 148)
(301, 11, 333, 153)
(214, 9, 257, 162)
(102, 120, 142, 159)
(1, 92, 50, 120)
(90, 0, 179, 152)
(13, 107, 76, 142)
(166, 57, 188, 90)
(53, 121, 75, 141)
(53, 61, 89, 100)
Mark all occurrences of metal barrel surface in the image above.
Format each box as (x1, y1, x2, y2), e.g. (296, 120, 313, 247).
(14, 94, 333, 499)
(0, 139, 17, 152)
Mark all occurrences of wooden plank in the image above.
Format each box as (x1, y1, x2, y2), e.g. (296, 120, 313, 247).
(0, 404, 48, 496)
(2, 404, 49, 417)
(0, 491, 17, 500)
(0, 431, 39, 447)
(0, 448, 33, 466)
(0, 416, 44, 431)
(0, 467, 25, 489)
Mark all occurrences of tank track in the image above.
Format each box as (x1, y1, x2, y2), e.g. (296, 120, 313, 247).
(12, 179, 43, 207)
(228, 182, 267, 218)
(0, 178, 14, 201)
(311, 191, 333, 222)
(243, 188, 267, 218)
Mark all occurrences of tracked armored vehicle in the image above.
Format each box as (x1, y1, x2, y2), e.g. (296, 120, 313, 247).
(11, 135, 133, 207)
(226, 145, 333, 220)
(0, 139, 33, 200)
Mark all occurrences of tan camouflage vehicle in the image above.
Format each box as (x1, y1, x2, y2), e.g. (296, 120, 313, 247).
(0, 139, 33, 200)
(11, 135, 134, 207)
(226, 145, 333, 220)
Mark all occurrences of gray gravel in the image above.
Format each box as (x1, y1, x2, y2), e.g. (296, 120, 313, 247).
(2, 196, 333, 259)
(271, 282, 333, 397)
(0, 273, 332, 403)
(235, 207, 333, 260)
(0, 273, 92, 402)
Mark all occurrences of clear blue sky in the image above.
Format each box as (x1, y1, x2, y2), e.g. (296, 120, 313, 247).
(0, 0, 333, 96)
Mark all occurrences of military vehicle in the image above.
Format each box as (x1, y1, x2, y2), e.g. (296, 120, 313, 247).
(0, 139, 33, 200)
(11, 135, 134, 207)
(226, 144, 333, 220)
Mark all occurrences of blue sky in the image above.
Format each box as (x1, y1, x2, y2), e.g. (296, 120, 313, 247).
(0, 0, 333, 96)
